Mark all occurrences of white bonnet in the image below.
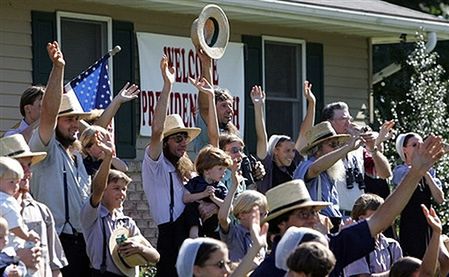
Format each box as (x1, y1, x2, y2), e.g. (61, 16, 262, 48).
(267, 135, 291, 157)
(275, 227, 328, 271)
(395, 132, 422, 162)
(176, 237, 221, 277)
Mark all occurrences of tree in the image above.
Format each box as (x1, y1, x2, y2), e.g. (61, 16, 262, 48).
(375, 32, 449, 232)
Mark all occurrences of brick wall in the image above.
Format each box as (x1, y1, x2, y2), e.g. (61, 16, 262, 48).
(123, 160, 158, 246)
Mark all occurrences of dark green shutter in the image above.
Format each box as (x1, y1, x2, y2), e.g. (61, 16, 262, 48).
(306, 42, 324, 121)
(112, 20, 136, 158)
(31, 11, 56, 85)
(242, 35, 262, 155)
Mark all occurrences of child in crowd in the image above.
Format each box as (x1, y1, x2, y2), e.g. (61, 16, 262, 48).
(183, 145, 232, 239)
(286, 241, 336, 277)
(218, 175, 268, 263)
(344, 193, 402, 276)
(0, 157, 39, 245)
(80, 134, 159, 276)
(0, 217, 28, 277)
(79, 125, 128, 177)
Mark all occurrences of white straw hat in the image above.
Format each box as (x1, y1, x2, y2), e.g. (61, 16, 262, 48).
(58, 92, 92, 119)
(300, 122, 350, 156)
(163, 114, 201, 142)
(191, 4, 230, 59)
(0, 134, 47, 165)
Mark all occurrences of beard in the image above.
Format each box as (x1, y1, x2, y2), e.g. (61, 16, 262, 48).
(56, 126, 77, 148)
(326, 159, 346, 183)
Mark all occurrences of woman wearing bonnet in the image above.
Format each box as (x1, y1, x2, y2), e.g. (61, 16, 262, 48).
(393, 132, 444, 259)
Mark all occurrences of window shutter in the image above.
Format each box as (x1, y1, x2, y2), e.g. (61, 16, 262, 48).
(306, 42, 324, 121)
(31, 11, 56, 85)
(112, 20, 136, 158)
(242, 35, 262, 155)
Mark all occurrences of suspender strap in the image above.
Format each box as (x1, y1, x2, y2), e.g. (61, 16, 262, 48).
(169, 172, 174, 223)
(62, 162, 77, 234)
(100, 217, 107, 273)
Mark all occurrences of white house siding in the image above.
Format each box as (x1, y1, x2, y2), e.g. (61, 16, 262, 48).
(0, 0, 370, 244)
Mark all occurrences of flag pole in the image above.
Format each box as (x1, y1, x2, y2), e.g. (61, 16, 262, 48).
(108, 45, 121, 57)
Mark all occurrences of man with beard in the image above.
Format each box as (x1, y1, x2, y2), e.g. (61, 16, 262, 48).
(0, 134, 68, 276)
(294, 122, 360, 233)
(142, 55, 201, 277)
(321, 102, 392, 217)
(28, 41, 93, 276)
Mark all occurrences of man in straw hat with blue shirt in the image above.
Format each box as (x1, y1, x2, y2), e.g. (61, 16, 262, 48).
(28, 41, 92, 276)
(251, 134, 447, 277)
(142, 56, 201, 277)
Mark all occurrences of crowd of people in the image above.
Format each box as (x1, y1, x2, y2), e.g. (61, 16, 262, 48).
(0, 40, 448, 277)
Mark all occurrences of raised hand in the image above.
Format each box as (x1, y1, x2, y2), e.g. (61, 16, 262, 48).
(376, 120, 395, 146)
(115, 82, 140, 104)
(411, 135, 444, 175)
(94, 131, 113, 157)
(160, 55, 175, 84)
(47, 41, 65, 67)
(189, 76, 214, 97)
(304, 81, 316, 103)
(422, 204, 442, 234)
(250, 85, 265, 105)
(249, 205, 268, 249)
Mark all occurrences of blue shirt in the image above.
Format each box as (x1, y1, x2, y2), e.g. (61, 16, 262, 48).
(293, 157, 341, 218)
(185, 176, 228, 200)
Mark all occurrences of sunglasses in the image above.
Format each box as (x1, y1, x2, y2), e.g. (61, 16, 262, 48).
(204, 260, 232, 270)
(169, 133, 190, 143)
(228, 146, 244, 154)
(326, 141, 340, 149)
(405, 142, 418, 148)
(292, 209, 318, 220)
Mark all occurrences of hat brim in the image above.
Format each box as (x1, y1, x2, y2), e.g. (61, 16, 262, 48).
(58, 111, 93, 120)
(263, 200, 331, 224)
(300, 134, 351, 156)
(109, 228, 152, 277)
(163, 127, 201, 144)
(10, 151, 47, 166)
(191, 4, 229, 59)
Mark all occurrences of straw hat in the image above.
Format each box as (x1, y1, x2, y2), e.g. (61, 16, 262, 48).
(0, 134, 47, 165)
(58, 92, 92, 119)
(163, 114, 201, 141)
(109, 227, 153, 277)
(300, 122, 350, 156)
(263, 180, 331, 223)
(191, 4, 230, 59)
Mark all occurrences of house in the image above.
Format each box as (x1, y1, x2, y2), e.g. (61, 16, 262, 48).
(1, 0, 448, 242)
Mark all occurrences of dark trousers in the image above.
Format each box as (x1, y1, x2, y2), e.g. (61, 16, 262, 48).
(91, 268, 124, 277)
(156, 215, 188, 277)
(59, 233, 91, 277)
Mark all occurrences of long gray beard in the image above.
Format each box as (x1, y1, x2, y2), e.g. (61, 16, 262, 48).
(326, 159, 346, 183)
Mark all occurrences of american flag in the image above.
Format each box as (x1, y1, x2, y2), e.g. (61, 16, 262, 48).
(64, 54, 112, 112)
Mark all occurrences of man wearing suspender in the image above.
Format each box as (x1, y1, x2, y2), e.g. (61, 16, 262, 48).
(142, 56, 201, 277)
(29, 41, 93, 276)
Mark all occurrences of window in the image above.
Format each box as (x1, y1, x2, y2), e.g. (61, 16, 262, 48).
(262, 37, 306, 138)
(57, 12, 112, 87)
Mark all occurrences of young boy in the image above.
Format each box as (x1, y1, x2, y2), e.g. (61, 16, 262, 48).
(218, 164, 268, 263)
(183, 145, 232, 239)
(80, 135, 159, 276)
(344, 193, 402, 276)
(0, 157, 39, 245)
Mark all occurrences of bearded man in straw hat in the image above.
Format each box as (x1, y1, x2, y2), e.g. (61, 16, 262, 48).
(27, 41, 92, 276)
(0, 134, 68, 276)
(142, 55, 201, 277)
(293, 121, 361, 233)
(251, 135, 447, 277)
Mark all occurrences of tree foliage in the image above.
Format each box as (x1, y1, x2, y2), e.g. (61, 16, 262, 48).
(374, 32, 449, 232)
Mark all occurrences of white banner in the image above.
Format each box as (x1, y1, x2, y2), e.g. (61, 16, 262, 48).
(137, 32, 245, 137)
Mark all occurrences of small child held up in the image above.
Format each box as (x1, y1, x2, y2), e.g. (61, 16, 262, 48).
(183, 145, 232, 239)
(0, 157, 40, 245)
(0, 217, 28, 277)
(80, 133, 159, 276)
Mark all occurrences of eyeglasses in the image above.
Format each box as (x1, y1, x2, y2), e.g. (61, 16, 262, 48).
(292, 209, 318, 220)
(204, 260, 232, 270)
(229, 146, 244, 154)
(169, 133, 190, 143)
(334, 116, 353, 122)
